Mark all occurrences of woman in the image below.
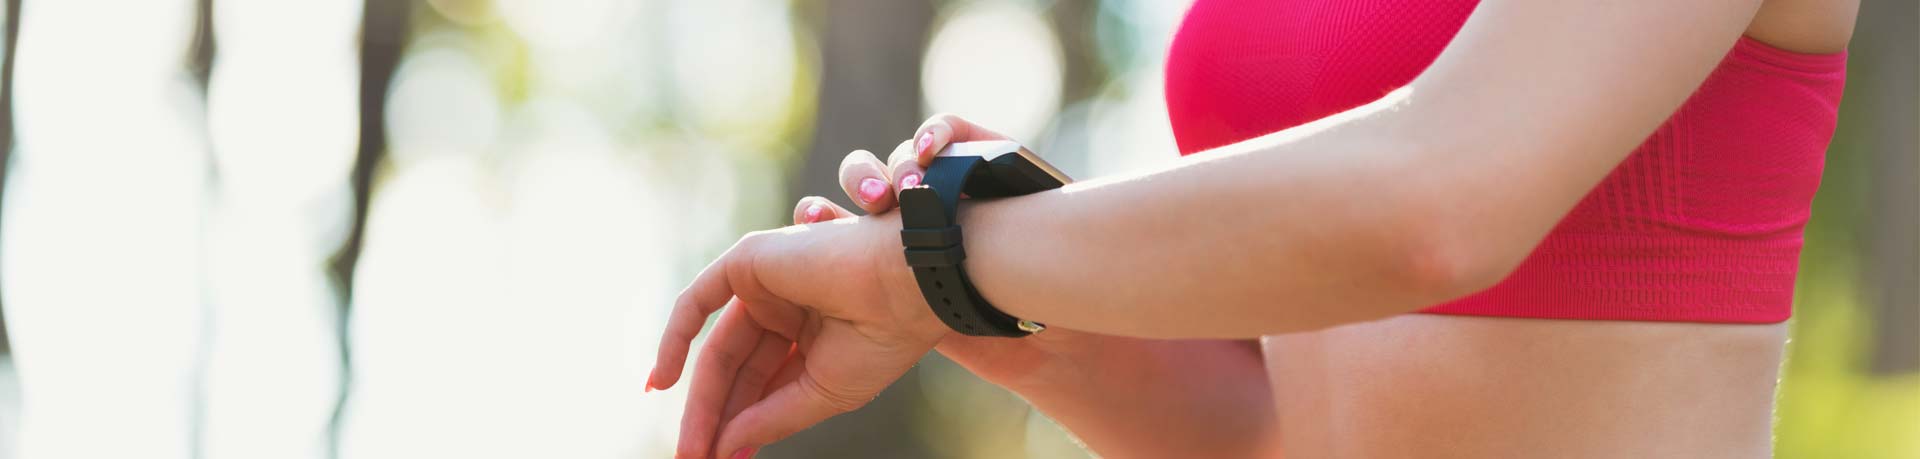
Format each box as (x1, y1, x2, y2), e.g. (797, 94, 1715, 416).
(650, 0, 1855, 457)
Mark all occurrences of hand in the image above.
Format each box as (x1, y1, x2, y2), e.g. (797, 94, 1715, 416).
(779, 115, 1280, 459)
(648, 212, 947, 459)
(833, 114, 1018, 215)
(801, 114, 1095, 391)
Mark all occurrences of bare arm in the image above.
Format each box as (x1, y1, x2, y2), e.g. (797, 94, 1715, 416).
(799, 187, 1279, 458)
(954, 0, 1766, 338)
(940, 333, 1277, 458)
(654, 0, 1773, 455)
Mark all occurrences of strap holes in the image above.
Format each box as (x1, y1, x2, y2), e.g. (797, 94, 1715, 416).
(941, 298, 951, 306)
(934, 281, 943, 289)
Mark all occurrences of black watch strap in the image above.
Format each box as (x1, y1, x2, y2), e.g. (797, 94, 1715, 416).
(899, 155, 1048, 337)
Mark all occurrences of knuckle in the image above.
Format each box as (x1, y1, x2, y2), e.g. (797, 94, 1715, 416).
(839, 149, 872, 165)
(888, 141, 915, 163)
(669, 295, 704, 323)
(728, 233, 754, 253)
(736, 230, 772, 249)
(793, 196, 821, 211)
(918, 115, 950, 131)
(725, 235, 766, 278)
(725, 236, 783, 301)
(703, 347, 747, 372)
(893, 159, 921, 174)
(837, 152, 878, 178)
(734, 363, 773, 386)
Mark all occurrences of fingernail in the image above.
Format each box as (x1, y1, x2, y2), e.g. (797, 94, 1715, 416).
(731, 446, 758, 459)
(857, 178, 887, 204)
(643, 384, 654, 393)
(900, 172, 921, 189)
(804, 203, 825, 222)
(917, 131, 934, 155)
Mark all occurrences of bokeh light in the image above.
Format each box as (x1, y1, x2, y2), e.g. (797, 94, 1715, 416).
(666, 0, 810, 150)
(498, 0, 632, 53)
(921, 1, 1065, 143)
(386, 41, 505, 164)
(0, 1, 1909, 458)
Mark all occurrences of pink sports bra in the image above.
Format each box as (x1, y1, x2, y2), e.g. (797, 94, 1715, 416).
(1163, 0, 1848, 323)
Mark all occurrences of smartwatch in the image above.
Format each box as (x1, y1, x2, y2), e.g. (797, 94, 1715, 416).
(898, 141, 1072, 337)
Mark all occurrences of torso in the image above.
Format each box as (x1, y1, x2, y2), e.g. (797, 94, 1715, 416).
(1262, 316, 1785, 457)
(1161, 0, 1856, 455)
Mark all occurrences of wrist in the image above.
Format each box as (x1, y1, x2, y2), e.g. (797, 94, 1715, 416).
(935, 328, 1101, 393)
(862, 211, 953, 345)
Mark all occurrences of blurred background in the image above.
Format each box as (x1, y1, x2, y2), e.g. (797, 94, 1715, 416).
(0, 0, 1907, 458)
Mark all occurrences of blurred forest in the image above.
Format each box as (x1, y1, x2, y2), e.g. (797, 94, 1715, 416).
(0, 0, 1909, 458)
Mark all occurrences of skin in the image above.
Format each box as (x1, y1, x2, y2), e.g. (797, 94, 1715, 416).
(649, 0, 1858, 458)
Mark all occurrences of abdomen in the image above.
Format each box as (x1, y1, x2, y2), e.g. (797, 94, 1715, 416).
(1262, 315, 1784, 458)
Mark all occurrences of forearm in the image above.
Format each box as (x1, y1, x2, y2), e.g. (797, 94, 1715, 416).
(946, 334, 1278, 459)
(956, 0, 1752, 339)
(960, 92, 1483, 338)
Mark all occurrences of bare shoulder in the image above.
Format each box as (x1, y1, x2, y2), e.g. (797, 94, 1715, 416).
(1747, 0, 1860, 53)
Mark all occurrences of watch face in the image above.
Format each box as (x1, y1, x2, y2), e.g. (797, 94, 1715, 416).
(936, 140, 1073, 186)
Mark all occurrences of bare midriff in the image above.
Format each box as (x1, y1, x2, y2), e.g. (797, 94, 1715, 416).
(1261, 315, 1785, 458)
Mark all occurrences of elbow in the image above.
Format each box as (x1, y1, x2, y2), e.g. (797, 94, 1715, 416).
(1365, 137, 1530, 310)
(1397, 233, 1515, 303)
(1385, 207, 1528, 309)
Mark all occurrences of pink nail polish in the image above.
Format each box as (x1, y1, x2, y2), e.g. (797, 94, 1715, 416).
(900, 173, 922, 189)
(804, 203, 825, 222)
(731, 447, 758, 459)
(917, 132, 934, 154)
(858, 178, 887, 204)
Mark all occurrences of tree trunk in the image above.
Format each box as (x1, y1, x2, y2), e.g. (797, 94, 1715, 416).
(1858, 0, 1919, 376)
(773, 0, 936, 457)
(325, 0, 409, 456)
(0, 0, 20, 358)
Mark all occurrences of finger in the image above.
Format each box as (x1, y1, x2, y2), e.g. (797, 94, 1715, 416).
(651, 250, 739, 391)
(717, 331, 794, 431)
(676, 302, 763, 459)
(883, 139, 925, 196)
(754, 310, 815, 400)
(837, 149, 895, 214)
(712, 371, 865, 459)
(791, 196, 856, 225)
(911, 113, 1015, 167)
(762, 348, 805, 399)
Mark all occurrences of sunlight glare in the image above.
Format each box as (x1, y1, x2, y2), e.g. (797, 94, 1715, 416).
(337, 157, 515, 459)
(4, 1, 205, 458)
